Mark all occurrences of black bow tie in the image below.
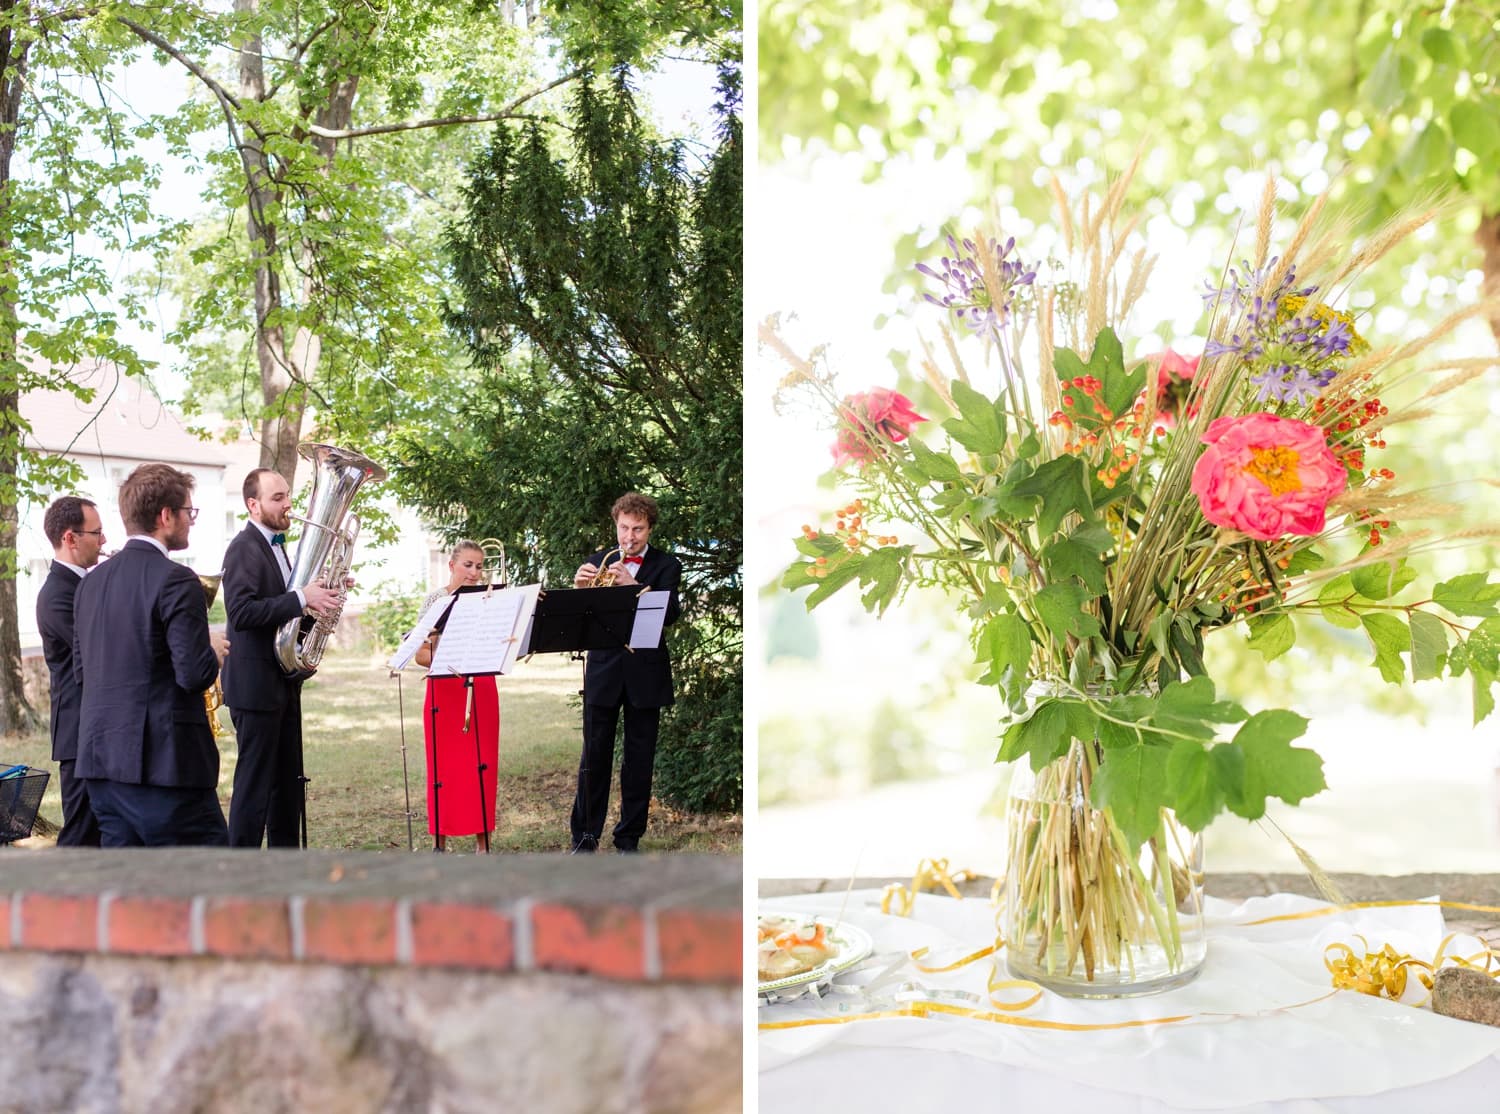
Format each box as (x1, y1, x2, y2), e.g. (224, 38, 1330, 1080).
(271, 533, 287, 546)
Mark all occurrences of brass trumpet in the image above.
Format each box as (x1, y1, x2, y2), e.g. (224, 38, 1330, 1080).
(583, 547, 623, 587)
(199, 573, 228, 740)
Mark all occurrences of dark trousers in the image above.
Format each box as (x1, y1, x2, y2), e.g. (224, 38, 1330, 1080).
(227, 694, 305, 848)
(86, 778, 229, 848)
(55, 758, 101, 847)
(569, 700, 659, 851)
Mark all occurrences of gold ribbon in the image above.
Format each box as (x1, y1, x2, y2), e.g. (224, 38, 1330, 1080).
(879, 858, 976, 916)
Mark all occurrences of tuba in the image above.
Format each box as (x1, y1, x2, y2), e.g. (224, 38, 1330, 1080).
(583, 547, 623, 587)
(273, 443, 387, 674)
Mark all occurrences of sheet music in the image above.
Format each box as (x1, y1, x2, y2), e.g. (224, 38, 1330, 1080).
(629, 590, 670, 650)
(387, 594, 458, 672)
(428, 583, 541, 676)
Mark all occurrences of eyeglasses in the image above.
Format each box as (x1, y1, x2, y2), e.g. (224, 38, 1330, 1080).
(72, 529, 105, 538)
(178, 507, 200, 523)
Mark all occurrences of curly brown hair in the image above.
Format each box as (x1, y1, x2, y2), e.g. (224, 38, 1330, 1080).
(42, 496, 97, 548)
(119, 463, 195, 536)
(610, 492, 659, 527)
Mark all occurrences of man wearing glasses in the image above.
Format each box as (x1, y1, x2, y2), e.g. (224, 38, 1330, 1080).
(221, 468, 342, 848)
(35, 495, 106, 845)
(73, 463, 231, 846)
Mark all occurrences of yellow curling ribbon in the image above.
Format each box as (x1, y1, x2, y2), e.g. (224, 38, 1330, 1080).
(879, 857, 976, 916)
(1323, 932, 1500, 1006)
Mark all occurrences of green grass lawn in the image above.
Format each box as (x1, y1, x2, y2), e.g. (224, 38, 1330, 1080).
(3, 641, 741, 855)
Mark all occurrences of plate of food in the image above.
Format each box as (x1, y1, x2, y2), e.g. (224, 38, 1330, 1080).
(757, 910, 874, 999)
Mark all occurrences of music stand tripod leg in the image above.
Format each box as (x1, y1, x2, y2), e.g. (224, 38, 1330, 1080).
(465, 674, 492, 855)
(429, 686, 444, 852)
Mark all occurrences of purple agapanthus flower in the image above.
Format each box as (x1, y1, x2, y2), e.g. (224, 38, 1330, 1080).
(917, 234, 1037, 341)
(1249, 362, 1336, 405)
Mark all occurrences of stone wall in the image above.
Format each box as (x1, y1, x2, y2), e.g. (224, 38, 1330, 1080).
(0, 850, 741, 1114)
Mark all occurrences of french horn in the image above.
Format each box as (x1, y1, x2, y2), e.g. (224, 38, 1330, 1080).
(199, 573, 227, 738)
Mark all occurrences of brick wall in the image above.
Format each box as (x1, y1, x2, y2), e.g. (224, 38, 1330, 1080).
(0, 849, 741, 1113)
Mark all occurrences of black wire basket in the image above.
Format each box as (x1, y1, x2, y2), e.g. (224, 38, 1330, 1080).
(0, 765, 49, 844)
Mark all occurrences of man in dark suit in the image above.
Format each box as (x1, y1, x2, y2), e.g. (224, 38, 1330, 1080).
(221, 467, 342, 848)
(73, 464, 230, 847)
(568, 492, 683, 853)
(36, 495, 106, 846)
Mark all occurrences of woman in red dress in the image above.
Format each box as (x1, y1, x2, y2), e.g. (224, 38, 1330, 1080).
(415, 541, 500, 852)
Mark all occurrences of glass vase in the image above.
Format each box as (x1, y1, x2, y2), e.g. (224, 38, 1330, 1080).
(1003, 737, 1207, 997)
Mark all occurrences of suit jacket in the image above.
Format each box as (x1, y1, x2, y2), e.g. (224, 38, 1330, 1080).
(221, 522, 306, 712)
(73, 539, 221, 788)
(582, 545, 683, 709)
(36, 562, 84, 762)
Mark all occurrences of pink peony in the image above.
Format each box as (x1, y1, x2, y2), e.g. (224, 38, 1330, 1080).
(1190, 413, 1347, 541)
(831, 387, 928, 467)
(1146, 349, 1201, 430)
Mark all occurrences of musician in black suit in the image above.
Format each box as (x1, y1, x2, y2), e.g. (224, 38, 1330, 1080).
(568, 492, 683, 853)
(221, 467, 342, 848)
(36, 496, 106, 846)
(73, 464, 230, 847)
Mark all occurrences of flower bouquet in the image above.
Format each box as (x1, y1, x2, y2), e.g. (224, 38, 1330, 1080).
(770, 167, 1500, 996)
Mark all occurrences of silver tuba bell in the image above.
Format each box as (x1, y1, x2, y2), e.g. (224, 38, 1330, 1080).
(273, 442, 387, 674)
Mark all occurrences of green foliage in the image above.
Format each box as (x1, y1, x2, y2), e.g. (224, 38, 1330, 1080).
(358, 586, 427, 653)
(997, 678, 1326, 848)
(397, 69, 743, 811)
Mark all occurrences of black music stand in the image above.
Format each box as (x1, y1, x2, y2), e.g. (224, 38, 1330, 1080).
(526, 585, 644, 656)
(528, 587, 650, 853)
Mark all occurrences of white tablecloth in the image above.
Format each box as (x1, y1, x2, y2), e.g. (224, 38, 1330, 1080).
(759, 890, 1500, 1112)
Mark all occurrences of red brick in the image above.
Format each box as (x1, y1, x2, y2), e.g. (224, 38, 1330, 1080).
(532, 902, 645, 980)
(18, 893, 98, 952)
(108, 896, 193, 956)
(302, 898, 397, 965)
(656, 908, 741, 982)
(410, 902, 514, 971)
(203, 897, 293, 961)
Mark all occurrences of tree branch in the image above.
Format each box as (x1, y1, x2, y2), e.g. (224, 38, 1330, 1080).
(305, 69, 585, 139)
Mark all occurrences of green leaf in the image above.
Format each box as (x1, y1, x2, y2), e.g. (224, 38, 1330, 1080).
(976, 612, 1033, 698)
(1402, 120, 1451, 182)
(1165, 740, 1220, 832)
(858, 546, 907, 615)
(1147, 611, 1174, 662)
(1434, 573, 1500, 618)
(906, 438, 964, 485)
(1421, 27, 1463, 68)
(1091, 743, 1170, 850)
(1350, 558, 1417, 601)
(997, 700, 1078, 769)
(793, 532, 844, 559)
(1226, 710, 1324, 821)
(1452, 101, 1500, 160)
(1035, 582, 1102, 640)
(1012, 454, 1093, 538)
(1408, 610, 1449, 681)
(1363, 46, 1406, 113)
(1317, 573, 1364, 629)
(1040, 525, 1110, 593)
(1245, 612, 1296, 661)
(1152, 676, 1246, 740)
(1361, 612, 1410, 683)
(1093, 329, 1145, 419)
(943, 380, 1007, 454)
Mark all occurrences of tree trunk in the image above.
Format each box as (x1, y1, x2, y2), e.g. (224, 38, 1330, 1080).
(1476, 211, 1500, 353)
(0, 19, 38, 734)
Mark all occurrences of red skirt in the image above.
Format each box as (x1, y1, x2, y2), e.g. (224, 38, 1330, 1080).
(423, 674, 500, 836)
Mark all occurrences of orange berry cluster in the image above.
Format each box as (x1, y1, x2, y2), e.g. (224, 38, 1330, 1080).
(1048, 375, 1148, 488)
(1216, 554, 1292, 615)
(1315, 393, 1389, 473)
(801, 499, 899, 578)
